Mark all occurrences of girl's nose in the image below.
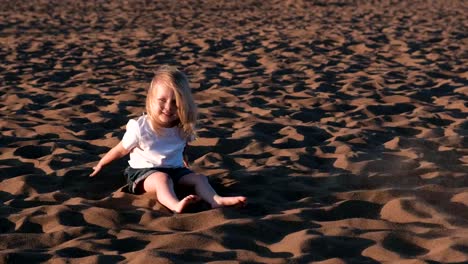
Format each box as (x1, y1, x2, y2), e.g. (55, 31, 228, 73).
(165, 100, 176, 111)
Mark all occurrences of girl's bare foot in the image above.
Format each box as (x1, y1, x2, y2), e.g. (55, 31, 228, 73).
(212, 195, 247, 208)
(172, 195, 200, 213)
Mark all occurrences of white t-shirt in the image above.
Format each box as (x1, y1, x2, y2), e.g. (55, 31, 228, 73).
(121, 115, 187, 169)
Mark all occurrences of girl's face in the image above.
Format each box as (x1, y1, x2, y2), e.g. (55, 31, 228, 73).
(153, 83, 179, 127)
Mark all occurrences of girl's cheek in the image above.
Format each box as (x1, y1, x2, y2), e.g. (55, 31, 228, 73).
(154, 102, 162, 111)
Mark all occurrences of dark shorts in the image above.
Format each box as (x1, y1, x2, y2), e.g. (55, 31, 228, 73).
(124, 167, 193, 194)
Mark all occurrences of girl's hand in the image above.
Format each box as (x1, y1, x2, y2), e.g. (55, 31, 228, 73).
(88, 142, 130, 177)
(89, 164, 102, 177)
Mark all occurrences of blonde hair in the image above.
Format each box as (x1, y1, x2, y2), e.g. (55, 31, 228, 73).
(146, 65, 197, 140)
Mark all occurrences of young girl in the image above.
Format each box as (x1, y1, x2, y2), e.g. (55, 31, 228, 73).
(90, 65, 246, 213)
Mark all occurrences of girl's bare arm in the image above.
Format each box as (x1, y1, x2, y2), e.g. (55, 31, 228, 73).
(89, 142, 131, 177)
(183, 146, 190, 168)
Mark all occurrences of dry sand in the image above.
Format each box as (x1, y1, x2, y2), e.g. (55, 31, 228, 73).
(1, 0, 467, 263)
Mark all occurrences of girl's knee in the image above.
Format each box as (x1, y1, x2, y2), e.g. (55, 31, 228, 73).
(180, 173, 207, 185)
(194, 173, 207, 180)
(148, 172, 170, 182)
(143, 172, 171, 192)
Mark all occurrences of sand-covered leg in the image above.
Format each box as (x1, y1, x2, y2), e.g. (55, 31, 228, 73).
(143, 172, 198, 213)
(179, 173, 247, 208)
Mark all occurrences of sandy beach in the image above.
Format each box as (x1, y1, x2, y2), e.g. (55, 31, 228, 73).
(1, 0, 467, 263)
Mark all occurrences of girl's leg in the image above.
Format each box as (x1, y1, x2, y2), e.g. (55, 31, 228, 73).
(142, 172, 199, 213)
(178, 173, 246, 208)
